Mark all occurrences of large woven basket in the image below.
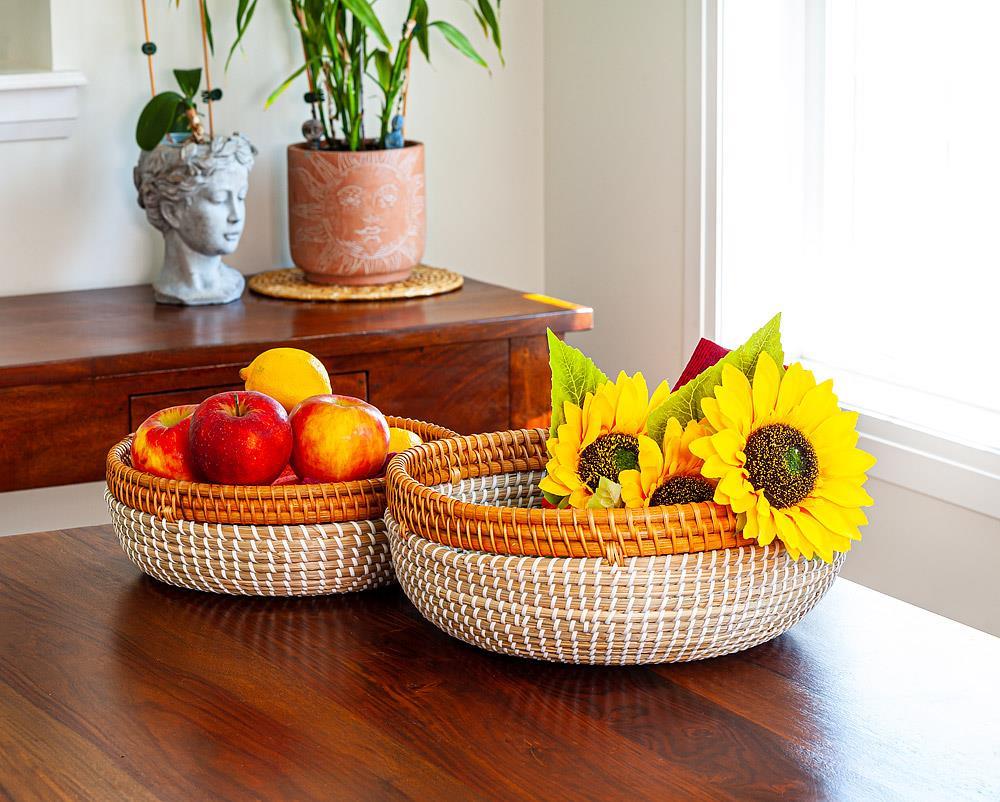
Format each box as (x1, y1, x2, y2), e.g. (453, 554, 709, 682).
(384, 430, 844, 664)
(106, 416, 457, 596)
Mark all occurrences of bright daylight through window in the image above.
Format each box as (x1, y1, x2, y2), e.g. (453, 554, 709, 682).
(717, 0, 1000, 450)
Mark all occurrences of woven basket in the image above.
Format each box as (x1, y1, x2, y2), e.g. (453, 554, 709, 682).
(106, 416, 457, 596)
(384, 430, 844, 664)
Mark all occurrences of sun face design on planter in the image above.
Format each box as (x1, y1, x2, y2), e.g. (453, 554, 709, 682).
(135, 134, 257, 305)
(287, 143, 426, 285)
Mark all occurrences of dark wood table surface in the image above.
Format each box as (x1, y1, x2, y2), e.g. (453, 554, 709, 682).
(1, 527, 997, 801)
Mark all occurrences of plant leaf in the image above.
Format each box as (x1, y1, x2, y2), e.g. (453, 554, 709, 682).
(172, 68, 202, 99)
(477, 0, 503, 63)
(646, 314, 784, 444)
(372, 49, 392, 91)
(341, 0, 391, 49)
(586, 477, 622, 509)
(265, 64, 308, 108)
(547, 328, 609, 437)
(136, 91, 185, 150)
(414, 0, 430, 61)
(429, 20, 489, 69)
(226, 0, 259, 68)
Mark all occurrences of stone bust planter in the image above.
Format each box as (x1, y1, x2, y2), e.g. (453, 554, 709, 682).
(287, 142, 426, 285)
(135, 134, 257, 305)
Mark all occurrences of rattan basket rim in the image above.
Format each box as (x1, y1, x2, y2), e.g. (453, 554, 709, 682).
(107, 415, 458, 524)
(385, 429, 751, 561)
(387, 429, 734, 529)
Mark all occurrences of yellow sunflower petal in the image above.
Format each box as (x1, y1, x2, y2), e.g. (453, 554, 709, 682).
(815, 478, 874, 507)
(820, 446, 876, 478)
(773, 510, 808, 560)
(775, 362, 817, 417)
(716, 365, 754, 435)
(648, 379, 672, 415)
(709, 429, 746, 465)
(751, 352, 781, 420)
(619, 469, 646, 508)
(569, 487, 593, 509)
(539, 473, 571, 496)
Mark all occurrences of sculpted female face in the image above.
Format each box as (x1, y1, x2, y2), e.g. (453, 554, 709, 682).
(162, 164, 249, 256)
(332, 163, 407, 259)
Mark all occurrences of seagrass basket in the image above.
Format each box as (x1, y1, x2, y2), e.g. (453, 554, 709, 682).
(384, 429, 845, 664)
(106, 416, 457, 596)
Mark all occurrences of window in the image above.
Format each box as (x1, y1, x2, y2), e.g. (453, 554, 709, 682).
(715, 0, 1000, 452)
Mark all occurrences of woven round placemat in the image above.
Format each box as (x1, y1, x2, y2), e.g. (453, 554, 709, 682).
(248, 265, 463, 302)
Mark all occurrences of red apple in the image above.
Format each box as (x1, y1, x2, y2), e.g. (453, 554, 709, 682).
(289, 395, 389, 483)
(189, 391, 293, 485)
(131, 404, 198, 480)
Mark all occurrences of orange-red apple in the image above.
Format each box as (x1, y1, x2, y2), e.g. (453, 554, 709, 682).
(290, 395, 389, 483)
(189, 391, 293, 485)
(131, 404, 198, 480)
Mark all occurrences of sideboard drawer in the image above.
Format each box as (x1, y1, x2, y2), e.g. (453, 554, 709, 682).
(128, 371, 368, 429)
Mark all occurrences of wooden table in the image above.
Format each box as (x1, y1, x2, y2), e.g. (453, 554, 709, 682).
(0, 279, 591, 492)
(1, 527, 997, 801)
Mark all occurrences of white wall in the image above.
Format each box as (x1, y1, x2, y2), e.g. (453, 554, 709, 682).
(544, 0, 688, 380)
(0, 0, 544, 297)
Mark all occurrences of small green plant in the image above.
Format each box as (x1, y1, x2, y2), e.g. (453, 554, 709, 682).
(135, 68, 206, 151)
(227, 0, 503, 151)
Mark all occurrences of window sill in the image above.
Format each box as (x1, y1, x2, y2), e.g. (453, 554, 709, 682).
(0, 70, 86, 142)
(799, 359, 1000, 519)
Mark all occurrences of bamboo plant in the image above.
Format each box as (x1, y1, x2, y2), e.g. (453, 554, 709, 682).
(227, 0, 503, 151)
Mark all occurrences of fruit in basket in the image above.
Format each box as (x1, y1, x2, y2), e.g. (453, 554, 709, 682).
(387, 427, 423, 453)
(131, 404, 198, 481)
(189, 391, 293, 485)
(239, 347, 332, 412)
(290, 395, 390, 482)
(271, 463, 300, 486)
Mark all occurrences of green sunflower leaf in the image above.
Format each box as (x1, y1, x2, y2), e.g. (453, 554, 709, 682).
(547, 329, 608, 438)
(646, 313, 784, 444)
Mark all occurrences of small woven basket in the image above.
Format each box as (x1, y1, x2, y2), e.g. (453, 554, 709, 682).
(106, 416, 457, 596)
(384, 429, 844, 664)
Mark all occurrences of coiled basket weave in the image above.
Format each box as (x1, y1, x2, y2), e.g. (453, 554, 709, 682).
(385, 429, 845, 665)
(106, 416, 457, 596)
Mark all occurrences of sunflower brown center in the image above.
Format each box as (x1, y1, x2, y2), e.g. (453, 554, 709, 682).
(744, 423, 818, 508)
(649, 475, 716, 507)
(578, 433, 639, 490)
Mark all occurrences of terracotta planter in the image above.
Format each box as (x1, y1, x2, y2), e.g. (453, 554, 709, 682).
(287, 142, 426, 285)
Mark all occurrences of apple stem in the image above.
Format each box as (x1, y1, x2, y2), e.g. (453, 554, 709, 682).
(232, 393, 245, 417)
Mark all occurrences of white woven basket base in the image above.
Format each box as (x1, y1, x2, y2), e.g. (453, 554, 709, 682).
(385, 473, 844, 665)
(107, 491, 393, 596)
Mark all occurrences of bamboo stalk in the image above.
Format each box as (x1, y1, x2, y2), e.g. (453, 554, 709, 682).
(140, 0, 156, 96)
(197, 0, 214, 137)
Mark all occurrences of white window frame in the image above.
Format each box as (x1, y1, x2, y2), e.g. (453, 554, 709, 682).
(683, 0, 1000, 520)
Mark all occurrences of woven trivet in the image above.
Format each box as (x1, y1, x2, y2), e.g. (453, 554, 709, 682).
(248, 265, 463, 302)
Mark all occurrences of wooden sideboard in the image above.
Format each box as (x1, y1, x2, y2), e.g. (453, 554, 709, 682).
(0, 279, 592, 492)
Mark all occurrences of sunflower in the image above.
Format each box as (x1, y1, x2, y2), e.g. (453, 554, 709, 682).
(689, 352, 875, 562)
(539, 371, 671, 508)
(619, 418, 716, 508)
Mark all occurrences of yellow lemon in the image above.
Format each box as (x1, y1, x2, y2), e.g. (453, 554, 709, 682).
(387, 427, 423, 453)
(239, 348, 332, 412)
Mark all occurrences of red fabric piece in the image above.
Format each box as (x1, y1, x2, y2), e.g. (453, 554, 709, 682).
(675, 338, 731, 389)
(540, 498, 557, 509)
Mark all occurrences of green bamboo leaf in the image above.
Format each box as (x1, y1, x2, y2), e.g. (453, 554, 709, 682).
(547, 328, 609, 437)
(477, 0, 503, 62)
(226, 0, 259, 68)
(645, 314, 784, 444)
(136, 91, 185, 151)
(341, 0, 390, 48)
(172, 68, 202, 99)
(372, 49, 392, 91)
(428, 20, 489, 69)
(414, 0, 430, 61)
(265, 64, 308, 108)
